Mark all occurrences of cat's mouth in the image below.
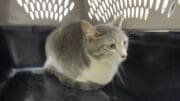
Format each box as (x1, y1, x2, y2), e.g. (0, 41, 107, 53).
(119, 56, 127, 62)
(123, 56, 127, 60)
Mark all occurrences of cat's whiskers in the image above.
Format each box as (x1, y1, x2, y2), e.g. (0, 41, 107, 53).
(117, 65, 128, 87)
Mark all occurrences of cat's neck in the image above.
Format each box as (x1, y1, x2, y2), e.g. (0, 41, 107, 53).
(76, 59, 119, 85)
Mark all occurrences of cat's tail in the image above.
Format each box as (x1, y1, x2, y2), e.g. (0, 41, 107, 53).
(45, 65, 102, 91)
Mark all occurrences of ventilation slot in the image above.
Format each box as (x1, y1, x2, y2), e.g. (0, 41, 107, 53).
(16, 0, 75, 22)
(90, 0, 179, 22)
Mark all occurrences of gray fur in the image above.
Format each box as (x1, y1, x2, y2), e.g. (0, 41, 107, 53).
(45, 22, 90, 78)
(44, 16, 128, 90)
(46, 65, 101, 90)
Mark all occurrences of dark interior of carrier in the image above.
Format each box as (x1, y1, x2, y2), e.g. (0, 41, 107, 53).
(1, 0, 180, 101)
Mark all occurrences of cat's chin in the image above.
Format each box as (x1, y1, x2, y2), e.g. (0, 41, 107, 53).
(116, 59, 126, 66)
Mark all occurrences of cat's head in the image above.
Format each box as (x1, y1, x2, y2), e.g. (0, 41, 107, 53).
(81, 16, 128, 64)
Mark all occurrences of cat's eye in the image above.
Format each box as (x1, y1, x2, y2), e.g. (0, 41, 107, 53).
(109, 44, 116, 50)
(124, 41, 127, 45)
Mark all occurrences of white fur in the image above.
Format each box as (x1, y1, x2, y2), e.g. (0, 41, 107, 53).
(44, 56, 64, 73)
(76, 59, 119, 85)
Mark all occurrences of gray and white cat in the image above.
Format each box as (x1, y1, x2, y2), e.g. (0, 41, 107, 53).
(44, 16, 128, 90)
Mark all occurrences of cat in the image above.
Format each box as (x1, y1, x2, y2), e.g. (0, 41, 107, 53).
(44, 16, 128, 90)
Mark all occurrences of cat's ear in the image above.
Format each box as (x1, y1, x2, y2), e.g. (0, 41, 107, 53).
(81, 20, 99, 42)
(111, 16, 124, 28)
